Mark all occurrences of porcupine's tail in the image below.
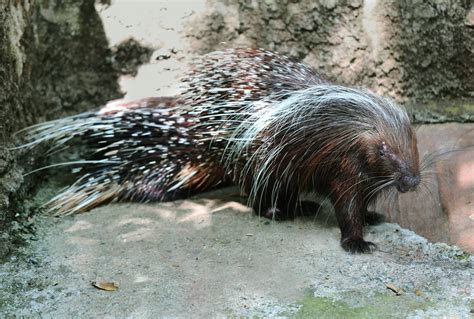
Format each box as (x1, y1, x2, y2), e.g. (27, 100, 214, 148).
(13, 97, 227, 215)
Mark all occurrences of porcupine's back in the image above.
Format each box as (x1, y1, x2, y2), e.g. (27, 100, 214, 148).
(15, 48, 324, 215)
(181, 48, 325, 140)
(177, 48, 326, 189)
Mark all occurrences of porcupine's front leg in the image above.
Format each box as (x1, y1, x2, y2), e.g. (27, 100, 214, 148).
(330, 183, 376, 253)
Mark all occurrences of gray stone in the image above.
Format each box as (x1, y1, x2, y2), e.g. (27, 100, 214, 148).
(0, 191, 472, 317)
(184, 0, 474, 118)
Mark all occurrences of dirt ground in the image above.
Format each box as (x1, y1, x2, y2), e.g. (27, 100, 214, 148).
(0, 187, 473, 317)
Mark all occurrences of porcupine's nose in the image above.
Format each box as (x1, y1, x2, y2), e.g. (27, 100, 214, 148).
(397, 174, 421, 193)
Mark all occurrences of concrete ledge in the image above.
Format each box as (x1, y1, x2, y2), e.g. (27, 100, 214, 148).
(1, 188, 472, 317)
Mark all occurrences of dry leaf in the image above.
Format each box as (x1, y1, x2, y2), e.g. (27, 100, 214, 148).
(92, 281, 119, 291)
(386, 283, 402, 295)
(415, 289, 422, 296)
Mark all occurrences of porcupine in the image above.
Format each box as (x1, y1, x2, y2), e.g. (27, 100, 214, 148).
(16, 48, 421, 253)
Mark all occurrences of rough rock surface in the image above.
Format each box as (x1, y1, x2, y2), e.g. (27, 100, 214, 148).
(185, 0, 473, 110)
(0, 189, 472, 317)
(0, 0, 121, 259)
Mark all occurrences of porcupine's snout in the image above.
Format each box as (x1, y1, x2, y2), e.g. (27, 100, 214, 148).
(396, 173, 420, 193)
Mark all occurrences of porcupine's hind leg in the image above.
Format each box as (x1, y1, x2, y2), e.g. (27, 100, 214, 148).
(363, 210, 386, 225)
(122, 157, 228, 203)
(254, 194, 300, 220)
(253, 195, 322, 220)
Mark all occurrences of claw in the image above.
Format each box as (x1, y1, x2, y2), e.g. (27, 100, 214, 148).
(341, 238, 377, 254)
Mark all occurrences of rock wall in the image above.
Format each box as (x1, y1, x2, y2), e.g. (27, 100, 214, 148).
(0, 0, 121, 259)
(185, 0, 473, 118)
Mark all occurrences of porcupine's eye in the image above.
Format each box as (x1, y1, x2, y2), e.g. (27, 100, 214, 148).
(377, 141, 420, 193)
(378, 141, 389, 158)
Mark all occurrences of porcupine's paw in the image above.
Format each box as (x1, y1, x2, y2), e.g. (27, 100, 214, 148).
(341, 238, 377, 254)
(364, 211, 386, 225)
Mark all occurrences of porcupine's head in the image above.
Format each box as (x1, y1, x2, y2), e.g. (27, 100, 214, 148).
(366, 126, 421, 194)
(318, 85, 421, 194)
(355, 90, 421, 194)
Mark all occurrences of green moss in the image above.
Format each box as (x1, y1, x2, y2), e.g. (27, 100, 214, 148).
(461, 103, 474, 113)
(454, 251, 471, 261)
(292, 292, 433, 319)
(408, 99, 474, 124)
(444, 103, 474, 117)
(444, 106, 461, 116)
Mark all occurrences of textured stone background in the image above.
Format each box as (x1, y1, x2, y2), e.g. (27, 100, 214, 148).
(185, 0, 473, 112)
